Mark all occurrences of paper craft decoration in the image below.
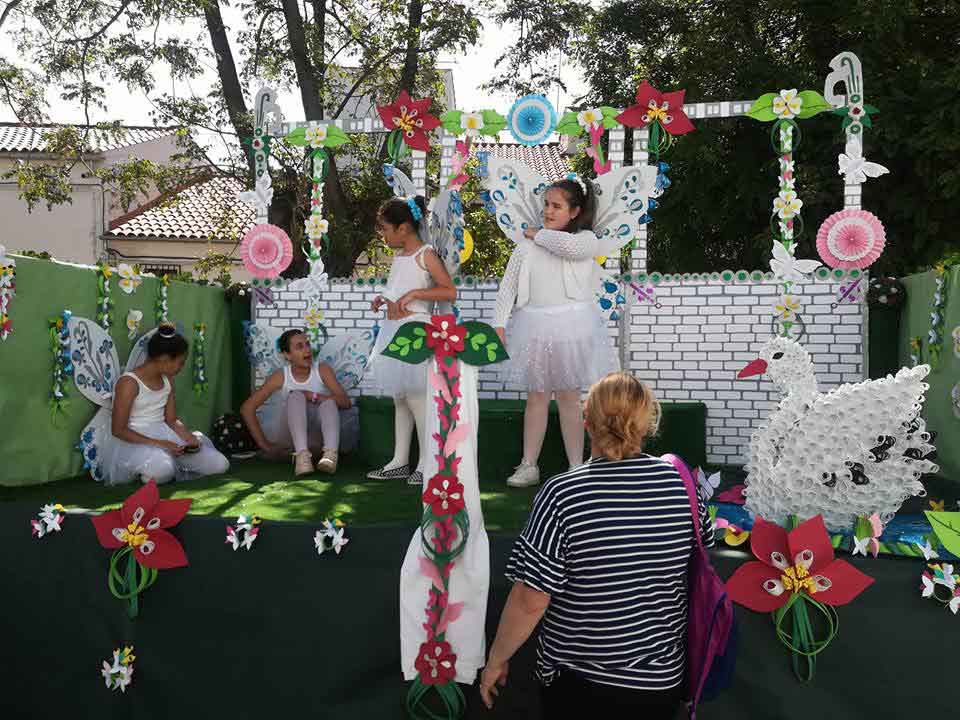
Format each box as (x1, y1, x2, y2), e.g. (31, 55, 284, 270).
(95, 263, 114, 331)
(717, 484, 746, 504)
(927, 263, 951, 369)
(241, 224, 293, 279)
(714, 518, 751, 546)
(117, 263, 142, 294)
(48, 310, 73, 424)
(837, 144, 888, 184)
(920, 563, 960, 615)
(192, 322, 207, 395)
(953, 384, 960, 419)
(303, 304, 327, 355)
(91, 480, 191, 618)
(925, 511, 960, 561)
(382, 314, 507, 719)
(378, 90, 440, 160)
(314, 519, 348, 555)
(816, 209, 885, 270)
(506, 94, 557, 146)
(226, 515, 260, 551)
(851, 513, 883, 558)
(824, 51, 878, 137)
(596, 277, 626, 321)
(696, 467, 722, 500)
(556, 106, 619, 175)
(0, 245, 16, 340)
(155, 274, 169, 324)
(726, 515, 874, 681)
(439, 109, 507, 140)
(737, 337, 938, 532)
(126, 310, 143, 340)
(616, 81, 694, 163)
(31, 503, 66, 538)
(101, 647, 135, 693)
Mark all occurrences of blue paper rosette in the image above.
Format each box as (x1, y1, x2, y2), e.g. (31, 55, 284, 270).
(507, 94, 557, 146)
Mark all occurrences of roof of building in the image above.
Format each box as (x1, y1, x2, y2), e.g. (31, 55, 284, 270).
(471, 141, 572, 182)
(0, 123, 178, 154)
(109, 176, 255, 242)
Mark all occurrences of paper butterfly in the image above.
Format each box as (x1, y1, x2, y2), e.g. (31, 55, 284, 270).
(770, 241, 820, 282)
(696, 467, 722, 500)
(838, 144, 889, 185)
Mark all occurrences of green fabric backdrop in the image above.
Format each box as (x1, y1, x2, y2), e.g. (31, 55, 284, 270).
(899, 267, 960, 480)
(0, 256, 245, 487)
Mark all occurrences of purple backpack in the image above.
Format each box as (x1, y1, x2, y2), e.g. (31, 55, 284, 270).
(661, 454, 738, 718)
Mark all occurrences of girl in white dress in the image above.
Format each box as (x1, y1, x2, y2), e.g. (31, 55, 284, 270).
(492, 177, 619, 488)
(240, 328, 351, 476)
(367, 195, 456, 486)
(104, 323, 229, 484)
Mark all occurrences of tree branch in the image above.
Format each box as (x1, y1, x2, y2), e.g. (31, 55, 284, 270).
(0, 0, 22, 29)
(65, 0, 133, 45)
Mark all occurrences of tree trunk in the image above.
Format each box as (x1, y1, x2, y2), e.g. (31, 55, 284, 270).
(280, 0, 323, 119)
(311, 0, 326, 119)
(397, 0, 424, 95)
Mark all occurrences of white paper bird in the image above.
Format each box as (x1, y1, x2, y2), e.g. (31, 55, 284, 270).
(737, 337, 938, 531)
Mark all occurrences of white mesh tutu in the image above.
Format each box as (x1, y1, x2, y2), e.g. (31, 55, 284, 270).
(500, 301, 619, 392)
(368, 316, 430, 397)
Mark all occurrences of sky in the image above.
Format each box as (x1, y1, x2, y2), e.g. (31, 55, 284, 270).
(0, 4, 589, 150)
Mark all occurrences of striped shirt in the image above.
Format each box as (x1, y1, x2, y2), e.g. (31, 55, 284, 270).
(505, 455, 715, 690)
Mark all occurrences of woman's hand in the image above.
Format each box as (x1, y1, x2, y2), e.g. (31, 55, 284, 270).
(396, 290, 419, 315)
(156, 440, 185, 456)
(385, 299, 410, 321)
(479, 660, 509, 709)
(371, 295, 386, 312)
(522, 227, 537, 240)
(306, 391, 332, 404)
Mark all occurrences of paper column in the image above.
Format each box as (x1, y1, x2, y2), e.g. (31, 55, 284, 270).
(630, 128, 650, 274)
(411, 150, 428, 198)
(439, 130, 457, 189)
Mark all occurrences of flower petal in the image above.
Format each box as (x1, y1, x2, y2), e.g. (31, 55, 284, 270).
(90, 510, 126, 549)
(811, 559, 874, 606)
(634, 80, 661, 108)
(121, 481, 158, 524)
(615, 104, 651, 128)
(660, 90, 695, 135)
(749, 516, 790, 567)
(787, 515, 834, 573)
(726, 561, 790, 612)
(135, 528, 188, 569)
(150, 498, 193, 528)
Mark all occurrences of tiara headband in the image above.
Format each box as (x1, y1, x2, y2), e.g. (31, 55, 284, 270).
(566, 172, 588, 196)
(406, 197, 423, 222)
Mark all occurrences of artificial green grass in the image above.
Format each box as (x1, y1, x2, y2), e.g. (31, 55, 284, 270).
(0, 453, 540, 532)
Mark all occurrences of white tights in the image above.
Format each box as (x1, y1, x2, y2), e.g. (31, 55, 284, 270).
(384, 393, 427, 474)
(522, 390, 584, 469)
(285, 391, 340, 453)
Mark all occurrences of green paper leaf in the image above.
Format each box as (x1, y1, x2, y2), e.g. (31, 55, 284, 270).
(862, 104, 880, 114)
(832, 106, 851, 117)
(841, 115, 854, 129)
(746, 93, 779, 122)
(323, 126, 351, 148)
(480, 109, 507, 136)
(555, 111, 582, 138)
(459, 321, 509, 366)
(381, 322, 432, 365)
(860, 113, 873, 128)
(795, 90, 832, 119)
(285, 127, 308, 146)
(440, 110, 463, 135)
(413, 326, 426, 336)
(925, 512, 960, 558)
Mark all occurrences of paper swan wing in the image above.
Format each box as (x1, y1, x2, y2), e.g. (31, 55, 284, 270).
(591, 164, 659, 257)
(242, 320, 286, 378)
(67, 316, 121, 407)
(315, 328, 377, 391)
(383, 163, 417, 199)
(477, 152, 549, 246)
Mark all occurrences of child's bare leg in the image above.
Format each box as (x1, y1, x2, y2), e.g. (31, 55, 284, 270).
(522, 391, 550, 466)
(556, 390, 585, 468)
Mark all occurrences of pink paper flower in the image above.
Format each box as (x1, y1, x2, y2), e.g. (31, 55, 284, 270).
(816, 209, 886, 270)
(240, 224, 293, 279)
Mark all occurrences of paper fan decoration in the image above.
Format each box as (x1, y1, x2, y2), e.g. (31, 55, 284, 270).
(507, 94, 557, 146)
(816, 209, 885, 270)
(241, 224, 293, 279)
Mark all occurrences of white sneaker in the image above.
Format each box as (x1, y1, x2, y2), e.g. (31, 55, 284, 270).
(506, 463, 540, 488)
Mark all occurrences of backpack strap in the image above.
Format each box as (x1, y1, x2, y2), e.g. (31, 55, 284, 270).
(661, 453, 707, 552)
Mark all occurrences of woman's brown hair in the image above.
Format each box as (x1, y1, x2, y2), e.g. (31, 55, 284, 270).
(585, 372, 661, 461)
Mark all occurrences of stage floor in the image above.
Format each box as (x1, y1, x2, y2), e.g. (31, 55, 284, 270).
(2, 503, 955, 720)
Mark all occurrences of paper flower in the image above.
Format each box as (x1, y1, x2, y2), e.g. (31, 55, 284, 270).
(314, 518, 348, 555)
(816, 209, 886, 270)
(773, 190, 803, 219)
(415, 640, 457, 685)
(615, 81, 695, 135)
(507, 94, 557, 146)
(423, 474, 465, 516)
(460, 112, 484, 136)
(425, 315, 465, 359)
(225, 515, 260, 551)
(305, 214, 329, 241)
(240, 224, 293, 279)
(921, 563, 960, 615)
(101, 647, 135, 693)
(117, 264, 142, 294)
(772, 89, 803, 119)
(377, 90, 440, 152)
(126, 310, 143, 340)
(305, 125, 328, 148)
(775, 295, 801, 320)
(304, 307, 324, 328)
(577, 108, 604, 131)
(32, 503, 66, 538)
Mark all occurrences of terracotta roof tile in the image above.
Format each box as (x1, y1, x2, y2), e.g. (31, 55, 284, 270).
(471, 142, 571, 182)
(0, 123, 177, 154)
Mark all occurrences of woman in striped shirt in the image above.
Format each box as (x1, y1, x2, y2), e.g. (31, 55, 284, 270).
(479, 372, 714, 717)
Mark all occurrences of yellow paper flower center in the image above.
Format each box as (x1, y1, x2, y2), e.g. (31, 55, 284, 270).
(121, 522, 149, 548)
(781, 564, 817, 595)
(393, 108, 417, 134)
(646, 104, 668, 122)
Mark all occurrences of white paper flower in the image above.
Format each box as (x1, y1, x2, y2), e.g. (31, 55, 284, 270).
(306, 125, 328, 148)
(773, 190, 803, 219)
(305, 214, 329, 240)
(779, 158, 795, 174)
(917, 539, 939, 561)
(304, 308, 324, 328)
(117, 264, 142, 294)
(577, 108, 604, 131)
(460, 112, 484, 136)
(126, 310, 143, 340)
(772, 89, 803, 119)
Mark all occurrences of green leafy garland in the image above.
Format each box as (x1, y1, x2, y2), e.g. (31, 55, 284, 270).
(95, 263, 114, 331)
(155, 274, 169, 324)
(192, 322, 207, 395)
(48, 309, 72, 424)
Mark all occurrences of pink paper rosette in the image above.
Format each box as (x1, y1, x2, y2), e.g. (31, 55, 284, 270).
(816, 209, 885, 270)
(240, 224, 293, 278)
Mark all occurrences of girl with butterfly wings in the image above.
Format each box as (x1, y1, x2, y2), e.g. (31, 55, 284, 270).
(481, 157, 658, 487)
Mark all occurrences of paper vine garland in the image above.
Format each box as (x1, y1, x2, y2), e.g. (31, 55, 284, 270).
(126, 310, 143, 340)
(193, 322, 207, 395)
(48, 310, 72, 423)
(303, 304, 328, 356)
(155, 275, 169, 324)
(557, 106, 620, 175)
(928, 263, 951, 369)
(382, 314, 507, 719)
(95, 263, 114, 331)
(0, 245, 15, 340)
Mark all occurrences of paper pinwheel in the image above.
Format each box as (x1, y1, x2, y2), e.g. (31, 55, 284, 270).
(816, 209, 885, 270)
(240, 224, 293, 279)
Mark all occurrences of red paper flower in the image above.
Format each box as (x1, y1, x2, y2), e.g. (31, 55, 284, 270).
(377, 90, 440, 152)
(616, 80, 695, 136)
(414, 640, 457, 685)
(92, 480, 192, 569)
(726, 516, 873, 612)
(423, 474, 466, 516)
(425, 315, 465, 359)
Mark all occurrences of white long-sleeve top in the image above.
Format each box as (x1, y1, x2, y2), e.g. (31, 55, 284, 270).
(492, 228, 602, 328)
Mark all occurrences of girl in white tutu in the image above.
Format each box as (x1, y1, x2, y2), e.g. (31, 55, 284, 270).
(367, 195, 456, 486)
(240, 328, 351, 476)
(493, 177, 618, 488)
(105, 323, 229, 484)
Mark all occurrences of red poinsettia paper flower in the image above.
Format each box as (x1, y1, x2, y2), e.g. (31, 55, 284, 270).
(423, 474, 466, 517)
(377, 90, 440, 152)
(91, 480, 192, 570)
(616, 80, 695, 136)
(414, 640, 457, 685)
(726, 515, 874, 612)
(426, 315, 466, 359)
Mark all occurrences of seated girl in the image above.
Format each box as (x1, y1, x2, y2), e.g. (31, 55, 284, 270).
(104, 323, 230, 484)
(240, 328, 351, 476)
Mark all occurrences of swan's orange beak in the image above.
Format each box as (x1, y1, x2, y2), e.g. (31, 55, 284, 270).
(737, 358, 768, 379)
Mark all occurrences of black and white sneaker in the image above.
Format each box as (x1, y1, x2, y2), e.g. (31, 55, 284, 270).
(406, 471, 423, 487)
(366, 464, 412, 481)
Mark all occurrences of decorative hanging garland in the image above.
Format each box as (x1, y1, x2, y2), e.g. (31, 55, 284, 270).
(192, 322, 207, 395)
(928, 263, 951, 369)
(303, 304, 328, 356)
(155, 274, 169, 324)
(0, 245, 15, 341)
(48, 309, 73, 424)
(95, 263, 114, 331)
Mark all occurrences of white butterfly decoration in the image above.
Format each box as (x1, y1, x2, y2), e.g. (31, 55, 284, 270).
(287, 256, 329, 300)
(695, 468, 722, 500)
(838, 144, 889, 185)
(917, 538, 939, 561)
(314, 519, 349, 555)
(239, 174, 274, 220)
(770, 241, 821, 282)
